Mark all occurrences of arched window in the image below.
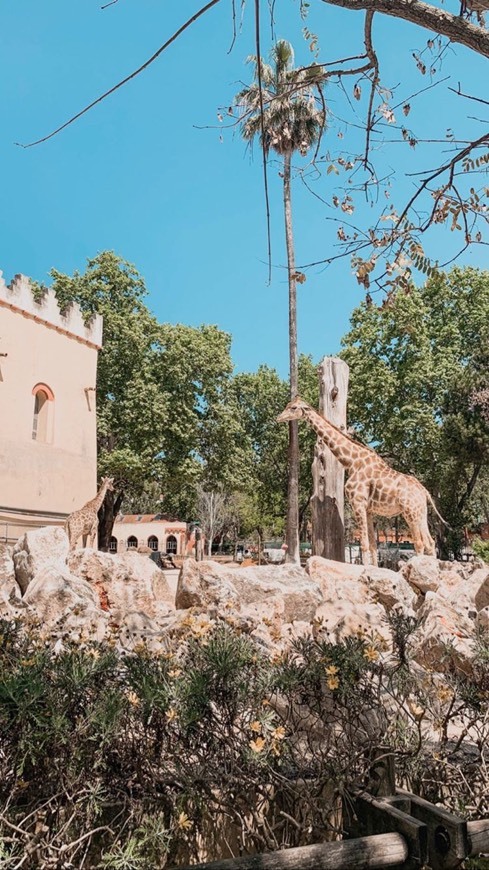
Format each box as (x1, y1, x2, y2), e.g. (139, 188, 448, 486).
(127, 536, 138, 550)
(148, 535, 159, 551)
(166, 534, 177, 555)
(32, 383, 54, 442)
(109, 537, 118, 553)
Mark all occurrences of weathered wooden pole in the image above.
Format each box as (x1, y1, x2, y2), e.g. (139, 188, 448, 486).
(311, 357, 349, 562)
(179, 833, 409, 870)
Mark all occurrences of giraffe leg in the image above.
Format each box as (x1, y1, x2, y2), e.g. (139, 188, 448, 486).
(402, 511, 425, 556)
(351, 500, 372, 566)
(417, 508, 436, 556)
(87, 522, 98, 549)
(367, 513, 378, 566)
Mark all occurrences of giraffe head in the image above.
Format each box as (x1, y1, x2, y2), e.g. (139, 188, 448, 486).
(101, 476, 115, 492)
(276, 396, 310, 423)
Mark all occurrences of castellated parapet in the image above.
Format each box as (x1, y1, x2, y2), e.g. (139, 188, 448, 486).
(0, 271, 103, 349)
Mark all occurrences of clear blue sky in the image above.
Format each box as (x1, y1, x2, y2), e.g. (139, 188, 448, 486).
(1, 1, 487, 376)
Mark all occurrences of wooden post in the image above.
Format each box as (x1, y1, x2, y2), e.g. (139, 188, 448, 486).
(311, 357, 349, 562)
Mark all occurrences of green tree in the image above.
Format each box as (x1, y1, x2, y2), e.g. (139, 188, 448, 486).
(235, 40, 324, 563)
(341, 267, 489, 555)
(230, 355, 319, 545)
(49, 252, 245, 547)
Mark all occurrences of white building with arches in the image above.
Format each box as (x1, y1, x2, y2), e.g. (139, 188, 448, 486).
(0, 272, 102, 542)
(111, 514, 187, 556)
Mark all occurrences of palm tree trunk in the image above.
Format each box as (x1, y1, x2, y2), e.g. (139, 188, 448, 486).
(283, 150, 300, 564)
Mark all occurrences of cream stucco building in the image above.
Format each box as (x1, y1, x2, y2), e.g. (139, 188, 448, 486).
(0, 272, 102, 543)
(111, 514, 187, 556)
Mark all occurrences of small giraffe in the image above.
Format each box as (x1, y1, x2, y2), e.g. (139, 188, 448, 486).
(277, 397, 446, 566)
(65, 477, 115, 550)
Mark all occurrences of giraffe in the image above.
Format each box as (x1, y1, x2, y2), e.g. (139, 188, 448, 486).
(277, 397, 446, 566)
(65, 477, 115, 550)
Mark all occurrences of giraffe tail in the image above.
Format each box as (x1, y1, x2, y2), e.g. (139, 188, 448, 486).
(425, 490, 452, 529)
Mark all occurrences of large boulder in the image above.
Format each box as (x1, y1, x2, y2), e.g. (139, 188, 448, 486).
(412, 592, 476, 676)
(68, 549, 174, 623)
(306, 556, 416, 614)
(12, 526, 69, 594)
(176, 559, 323, 624)
(23, 565, 108, 642)
(400, 556, 441, 594)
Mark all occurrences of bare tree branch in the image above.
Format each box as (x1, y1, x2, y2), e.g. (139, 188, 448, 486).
(16, 0, 223, 148)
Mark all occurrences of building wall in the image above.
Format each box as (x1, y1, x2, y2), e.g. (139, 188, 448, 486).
(111, 518, 187, 555)
(0, 272, 102, 542)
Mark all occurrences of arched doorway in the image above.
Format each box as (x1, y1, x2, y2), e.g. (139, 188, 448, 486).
(109, 536, 118, 553)
(127, 535, 138, 550)
(148, 535, 159, 551)
(166, 534, 177, 555)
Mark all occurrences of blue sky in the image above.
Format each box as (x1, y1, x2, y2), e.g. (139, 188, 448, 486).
(1, 0, 487, 376)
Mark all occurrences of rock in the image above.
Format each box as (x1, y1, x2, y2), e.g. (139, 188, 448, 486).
(0, 543, 24, 618)
(117, 611, 174, 653)
(176, 559, 323, 624)
(413, 592, 476, 676)
(401, 556, 441, 594)
(467, 567, 489, 612)
(12, 526, 69, 595)
(361, 566, 417, 613)
(68, 549, 174, 622)
(476, 606, 489, 631)
(306, 556, 415, 618)
(23, 565, 108, 642)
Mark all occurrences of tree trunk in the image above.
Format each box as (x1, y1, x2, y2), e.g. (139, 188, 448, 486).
(283, 150, 300, 564)
(98, 489, 124, 551)
(311, 357, 349, 561)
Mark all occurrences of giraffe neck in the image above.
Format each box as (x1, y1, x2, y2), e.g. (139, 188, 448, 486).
(303, 406, 365, 469)
(90, 483, 109, 513)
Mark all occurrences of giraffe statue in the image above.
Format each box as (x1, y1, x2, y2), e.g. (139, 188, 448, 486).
(277, 397, 446, 566)
(65, 477, 115, 550)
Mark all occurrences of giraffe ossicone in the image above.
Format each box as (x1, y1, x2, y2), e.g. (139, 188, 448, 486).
(65, 477, 115, 550)
(277, 396, 446, 566)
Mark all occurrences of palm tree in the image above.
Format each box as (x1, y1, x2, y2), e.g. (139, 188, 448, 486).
(235, 40, 325, 563)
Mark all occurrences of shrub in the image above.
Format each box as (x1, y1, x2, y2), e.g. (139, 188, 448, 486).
(0, 615, 487, 867)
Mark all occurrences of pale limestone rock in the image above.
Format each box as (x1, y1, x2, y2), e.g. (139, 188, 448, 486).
(0, 543, 24, 618)
(23, 565, 108, 642)
(467, 566, 489, 612)
(361, 566, 417, 613)
(413, 592, 476, 676)
(68, 549, 174, 623)
(401, 555, 441, 594)
(12, 526, 69, 594)
(314, 598, 390, 644)
(176, 559, 323, 624)
(476, 606, 489, 631)
(306, 556, 416, 614)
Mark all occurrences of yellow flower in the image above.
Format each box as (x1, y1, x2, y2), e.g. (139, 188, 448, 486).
(271, 726, 286, 741)
(261, 699, 271, 707)
(249, 737, 266, 753)
(408, 700, 425, 720)
(271, 740, 282, 757)
(364, 646, 379, 662)
(325, 664, 339, 676)
(176, 812, 193, 831)
(327, 676, 340, 690)
(250, 720, 262, 734)
(168, 668, 182, 679)
(126, 691, 140, 707)
(165, 707, 177, 722)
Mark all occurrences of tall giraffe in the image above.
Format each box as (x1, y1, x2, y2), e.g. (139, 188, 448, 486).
(65, 477, 115, 550)
(277, 397, 445, 566)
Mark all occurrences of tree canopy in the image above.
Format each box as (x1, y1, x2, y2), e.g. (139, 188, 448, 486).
(341, 266, 489, 553)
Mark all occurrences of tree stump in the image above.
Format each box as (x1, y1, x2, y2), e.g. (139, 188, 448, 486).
(311, 357, 349, 562)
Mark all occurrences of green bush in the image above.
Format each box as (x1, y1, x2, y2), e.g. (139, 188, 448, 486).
(0, 616, 488, 868)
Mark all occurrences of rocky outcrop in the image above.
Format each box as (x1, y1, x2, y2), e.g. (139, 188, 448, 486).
(2, 527, 489, 679)
(68, 548, 174, 623)
(12, 526, 69, 594)
(176, 559, 323, 623)
(23, 565, 109, 642)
